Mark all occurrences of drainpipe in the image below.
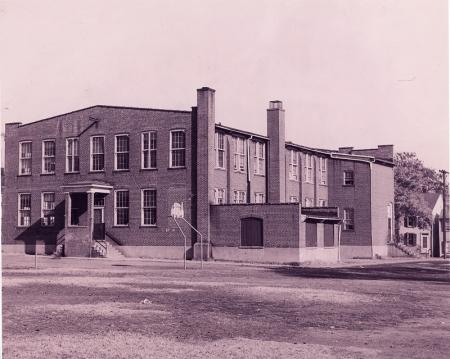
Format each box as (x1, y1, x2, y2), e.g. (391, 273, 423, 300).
(247, 136, 254, 203)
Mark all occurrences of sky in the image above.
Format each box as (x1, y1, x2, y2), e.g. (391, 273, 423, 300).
(0, 0, 448, 170)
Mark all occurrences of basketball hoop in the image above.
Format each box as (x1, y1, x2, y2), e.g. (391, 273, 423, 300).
(171, 202, 184, 219)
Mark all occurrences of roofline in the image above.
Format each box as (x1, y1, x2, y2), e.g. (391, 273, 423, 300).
(285, 142, 333, 156)
(13, 105, 191, 128)
(215, 124, 268, 140)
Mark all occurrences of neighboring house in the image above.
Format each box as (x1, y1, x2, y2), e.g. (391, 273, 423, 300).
(398, 192, 449, 257)
(1, 87, 395, 262)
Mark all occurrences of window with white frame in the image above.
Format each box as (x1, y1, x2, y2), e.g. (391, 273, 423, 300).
(318, 199, 327, 207)
(18, 193, 31, 227)
(233, 190, 246, 204)
(234, 137, 246, 172)
(19, 141, 32, 175)
(288, 150, 299, 180)
(343, 170, 354, 186)
(115, 135, 129, 170)
(90, 136, 105, 171)
(254, 192, 265, 203)
(305, 154, 313, 183)
(66, 138, 79, 173)
(214, 188, 226, 204)
(142, 131, 157, 169)
(170, 130, 186, 168)
(141, 189, 157, 226)
(343, 208, 355, 230)
(289, 196, 299, 203)
(319, 158, 327, 185)
(41, 192, 55, 226)
(305, 197, 313, 207)
(114, 190, 129, 226)
(254, 142, 265, 175)
(215, 132, 225, 169)
(42, 140, 55, 174)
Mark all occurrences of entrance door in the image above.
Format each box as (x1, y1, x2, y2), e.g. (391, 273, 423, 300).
(421, 233, 429, 254)
(93, 207, 105, 240)
(241, 217, 263, 247)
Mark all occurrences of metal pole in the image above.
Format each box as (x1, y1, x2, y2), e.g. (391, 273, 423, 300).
(181, 217, 204, 269)
(35, 245, 37, 269)
(173, 217, 187, 270)
(337, 223, 342, 262)
(440, 170, 448, 259)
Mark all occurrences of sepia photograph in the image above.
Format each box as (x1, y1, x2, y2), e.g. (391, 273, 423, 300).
(1, 0, 449, 358)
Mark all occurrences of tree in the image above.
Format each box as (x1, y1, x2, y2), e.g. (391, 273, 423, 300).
(394, 152, 442, 229)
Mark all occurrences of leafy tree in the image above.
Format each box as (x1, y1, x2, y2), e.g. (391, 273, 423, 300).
(394, 152, 442, 229)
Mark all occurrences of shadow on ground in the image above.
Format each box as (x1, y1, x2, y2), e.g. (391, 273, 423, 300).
(270, 260, 450, 283)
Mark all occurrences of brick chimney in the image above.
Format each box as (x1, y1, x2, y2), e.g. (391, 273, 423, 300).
(195, 87, 215, 259)
(267, 100, 286, 203)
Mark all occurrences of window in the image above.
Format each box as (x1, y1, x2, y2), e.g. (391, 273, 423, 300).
(404, 216, 417, 228)
(305, 198, 313, 207)
(89, 136, 105, 171)
(343, 170, 354, 186)
(214, 188, 226, 204)
(234, 137, 246, 172)
(343, 208, 355, 230)
(141, 189, 157, 226)
(288, 150, 299, 180)
(170, 130, 186, 168)
(289, 196, 299, 203)
(66, 138, 80, 173)
(422, 234, 428, 248)
(114, 190, 129, 226)
(42, 140, 55, 174)
(319, 158, 327, 185)
(41, 192, 55, 226)
(233, 190, 246, 204)
(19, 141, 32, 175)
(142, 131, 157, 169)
(18, 193, 31, 227)
(254, 192, 265, 203)
(215, 132, 225, 169)
(254, 142, 265, 175)
(305, 154, 313, 183)
(318, 199, 327, 207)
(115, 135, 129, 170)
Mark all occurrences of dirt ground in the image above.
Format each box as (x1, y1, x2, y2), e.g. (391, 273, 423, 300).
(2, 255, 450, 358)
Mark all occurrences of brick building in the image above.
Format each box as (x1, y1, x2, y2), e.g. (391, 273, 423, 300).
(2, 87, 395, 262)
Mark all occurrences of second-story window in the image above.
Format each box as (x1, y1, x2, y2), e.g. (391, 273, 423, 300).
(255, 192, 265, 203)
(42, 140, 55, 174)
(66, 138, 80, 173)
(289, 196, 298, 203)
(90, 136, 105, 172)
(234, 137, 246, 172)
(305, 197, 313, 207)
(343, 170, 354, 186)
(170, 130, 186, 168)
(19, 141, 32, 175)
(254, 142, 265, 175)
(305, 154, 313, 183)
(319, 158, 327, 185)
(215, 132, 225, 169)
(142, 131, 157, 169)
(289, 150, 298, 180)
(115, 135, 129, 170)
(214, 188, 226, 204)
(318, 199, 327, 207)
(233, 190, 246, 204)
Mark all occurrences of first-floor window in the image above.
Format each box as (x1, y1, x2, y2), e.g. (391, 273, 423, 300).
(233, 190, 246, 204)
(214, 188, 226, 204)
(343, 208, 355, 230)
(114, 190, 129, 226)
(254, 192, 265, 203)
(305, 198, 313, 207)
(41, 192, 55, 226)
(18, 193, 31, 227)
(141, 189, 156, 226)
(318, 199, 327, 207)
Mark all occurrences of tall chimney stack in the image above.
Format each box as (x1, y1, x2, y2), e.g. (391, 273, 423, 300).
(267, 100, 286, 203)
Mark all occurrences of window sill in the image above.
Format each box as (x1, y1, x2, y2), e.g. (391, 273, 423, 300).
(113, 169, 130, 173)
(239, 246, 264, 249)
(319, 183, 328, 186)
(254, 173, 265, 177)
(342, 229, 355, 232)
(342, 184, 354, 187)
(67, 225, 88, 228)
(304, 181, 314, 184)
(140, 168, 158, 172)
(233, 170, 246, 174)
(89, 170, 105, 174)
(64, 172, 80, 175)
(139, 225, 158, 228)
(215, 167, 226, 171)
(40, 173, 55, 176)
(16, 226, 30, 229)
(17, 174, 32, 177)
(168, 167, 186, 170)
(112, 225, 129, 228)
(288, 178, 299, 182)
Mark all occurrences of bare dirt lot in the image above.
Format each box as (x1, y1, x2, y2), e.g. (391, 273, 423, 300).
(2, 255, 450, 358)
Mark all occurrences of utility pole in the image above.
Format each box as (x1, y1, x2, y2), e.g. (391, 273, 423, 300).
(439, 170, 448, 259)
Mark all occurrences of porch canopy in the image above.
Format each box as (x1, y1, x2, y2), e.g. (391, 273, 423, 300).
(61, 180, 113, 194)
(301, 207, 342, 224)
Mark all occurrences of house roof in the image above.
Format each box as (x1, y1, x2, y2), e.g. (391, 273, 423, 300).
(420, 192, 441, 210)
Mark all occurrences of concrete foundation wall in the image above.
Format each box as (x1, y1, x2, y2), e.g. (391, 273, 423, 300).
(119, 245, 187, 259)
(340, 245, 373, 259)
(212, 247, 299, 263)
(299, 247, 338, 262)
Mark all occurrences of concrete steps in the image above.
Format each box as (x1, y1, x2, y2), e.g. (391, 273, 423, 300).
(105, 239, 126, 259)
